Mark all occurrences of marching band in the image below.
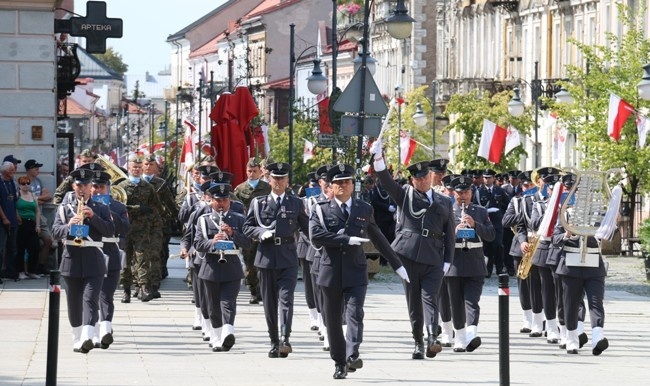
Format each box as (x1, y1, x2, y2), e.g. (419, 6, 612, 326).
(50, 149, 615, 379)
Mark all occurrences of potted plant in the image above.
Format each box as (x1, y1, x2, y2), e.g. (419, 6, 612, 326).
(337, 0, 363, 25)
(639, 217, 650, 280)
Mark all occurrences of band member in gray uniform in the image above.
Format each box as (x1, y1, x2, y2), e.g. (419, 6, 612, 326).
(370, 140, 456, 360)
(438, 174, 459, 347)
(90, 170, 130, 349)
(530, 172, 562, 344)
(447, 176, 495, 352)
(194, 184, 252, 352)
(309, 164, 409, 379)
(52, 167, 115, 353)
(552, 214, 609, 355)
(502, 171, 534, 333)
(243, 162, 309, 359)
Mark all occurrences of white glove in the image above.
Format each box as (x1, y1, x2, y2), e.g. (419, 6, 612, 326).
(348, 236, 370, 245)
(487, 207, 500, 213)
(388, 205, 396, 213)
(260, 230, 274, 241)
(395, 266, 410, 283)
(369, 138, 383, 159)
(443, 262, 450, 274)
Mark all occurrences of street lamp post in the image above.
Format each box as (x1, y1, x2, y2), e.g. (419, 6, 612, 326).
(412, 81, 437, 158)
(508, 61, 541, 168)
(288, 23, 329, 184)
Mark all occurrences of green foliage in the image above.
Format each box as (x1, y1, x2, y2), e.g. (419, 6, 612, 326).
(640, 218, 650, 254)
(546, 2, 650, 213)
(444, 89, 530, 172)
(93, 47, 128, 78)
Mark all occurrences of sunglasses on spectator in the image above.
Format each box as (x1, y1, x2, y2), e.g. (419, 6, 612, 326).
(19, 182, 30, 186)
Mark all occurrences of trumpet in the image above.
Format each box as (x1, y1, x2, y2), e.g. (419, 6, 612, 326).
(73, 194, 85, 245)
(216, 210, 227, 264)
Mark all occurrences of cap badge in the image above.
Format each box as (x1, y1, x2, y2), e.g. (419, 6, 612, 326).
(416, 163, 422, 171)
(339, 164, 345, 172)
(80, 170, 86, 178)
(441, 160, 446, 166)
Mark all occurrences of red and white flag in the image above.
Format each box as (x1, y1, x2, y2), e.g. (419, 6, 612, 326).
(400, 130, 417, 165)
(607, 93, 635, 141)
(636, 114, 650, 147)
(504, 125, 521, 155)
(477, 119, 507, 164)
(180, 119, 197, 174)
(303, 139, 315, 163)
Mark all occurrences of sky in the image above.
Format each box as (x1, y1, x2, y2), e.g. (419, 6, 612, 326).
(93, 0, 228, 76)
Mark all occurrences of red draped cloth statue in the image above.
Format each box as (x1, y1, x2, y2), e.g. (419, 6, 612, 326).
(210, 86, 259, 188)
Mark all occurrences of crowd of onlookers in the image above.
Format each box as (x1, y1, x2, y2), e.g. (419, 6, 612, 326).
(0, 155, 56, 284)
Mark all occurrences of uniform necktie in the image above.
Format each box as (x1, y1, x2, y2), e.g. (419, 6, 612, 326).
(341, 203, 349, 220)
(275, 196, 282, 215)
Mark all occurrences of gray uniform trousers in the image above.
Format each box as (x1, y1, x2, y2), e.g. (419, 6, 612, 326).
(447, 276, 484, 329)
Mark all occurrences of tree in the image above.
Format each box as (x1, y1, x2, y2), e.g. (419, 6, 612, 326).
(443, 89, 530, 172)
(548, 2, 650, 242)
(93, 47, 128, 78)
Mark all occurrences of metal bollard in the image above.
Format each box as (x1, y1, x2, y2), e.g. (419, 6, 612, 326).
(46, 270, 61, 386)
(498, 273, 510, 386)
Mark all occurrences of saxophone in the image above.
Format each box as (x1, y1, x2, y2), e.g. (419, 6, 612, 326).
(517, 233, 539, 280)
(73, 194, 85, 245)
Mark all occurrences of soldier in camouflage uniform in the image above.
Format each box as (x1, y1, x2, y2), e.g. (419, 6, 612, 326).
(118, 155, 164, 303)
(53, 149, 97, 205)
(143, 155, 178, 280)
(233, 158, 271, 304)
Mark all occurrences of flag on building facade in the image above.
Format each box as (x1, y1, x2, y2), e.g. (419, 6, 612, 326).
(607, 93, 635, 142)
(303, 139, 315, 162)
(180, 119, 197, 174)
(317, 96, 333, 134)
(399, 130, 417, 165)
(477, 119, 507, 164)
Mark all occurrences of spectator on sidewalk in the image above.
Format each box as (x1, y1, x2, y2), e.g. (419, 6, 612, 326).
(16, 176, 41, 280)
(25, 159, 54, 274)
(0, 161, 19, 281)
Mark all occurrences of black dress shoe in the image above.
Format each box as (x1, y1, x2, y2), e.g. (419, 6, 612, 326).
(249, 295, 259, 304)
(426, 337, 442, 358)
(547, 338, 558, 344)
(268, 344, 280, 358)
(221, 334, 235, 352)
(333, 364, 347, 379)
(567, 349, 578, 354)
(579, 332, 588, 348)
(100, 333, 113, 349)
(466, 337, 481, 352)
(559, 343, 566, 349)
(520, 327, 532, 333)
(592, 338, 609, 356)
(279, 338, 292, 358)
(529, 331, 543, 338)
(412, 342, 425, 359)
(453, 347, 466, 353)
(140, 288, 154, 302)
(121, 291, 131, 304)
(346, 356, 363, 372)
(310, 325, 319, 331)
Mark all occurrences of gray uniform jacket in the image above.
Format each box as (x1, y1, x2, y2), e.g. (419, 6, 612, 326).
(552, 221, 607, 278)
(446, 203, 495, 277)
(310, 199, 402, 288)
(243, 194, 309, 269)
(375, 169, 455, 267)
(194, 210, 251, 282)
(52, 194, 115, 278)
(502, 196, 525, 257)
(103, 199, 130, 271)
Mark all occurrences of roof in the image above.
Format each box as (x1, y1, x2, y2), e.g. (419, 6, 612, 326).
(264, 77, 289, 90)
(77, 46, 123, 81)
(124, 72, 171, 100)
(189, 32, 226, 59)
(64, 97, 92, 116)
(166, 0, 240, 42)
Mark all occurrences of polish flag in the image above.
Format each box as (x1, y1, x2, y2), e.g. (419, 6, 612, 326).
(400, 130, 417, 165)
(180, 119, 197, 174)
(504, 125, 521, 155)
(636, 114, 650, 147)
(477, 119, 507, 164)
(607, 93, 635, 142)
(303, 139, 315, 163)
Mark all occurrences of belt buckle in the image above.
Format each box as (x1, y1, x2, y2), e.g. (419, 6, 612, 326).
(421, 229, 429, 237)
(274, 237, 282, 245)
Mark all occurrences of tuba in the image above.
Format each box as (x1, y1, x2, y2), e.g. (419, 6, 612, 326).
(95, 154, 128, 203)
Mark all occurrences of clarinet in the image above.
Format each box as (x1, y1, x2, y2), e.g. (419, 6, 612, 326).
(216, 210, 227, 264)
(460, 202, 469, 251)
